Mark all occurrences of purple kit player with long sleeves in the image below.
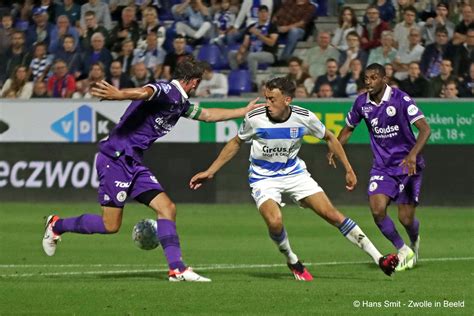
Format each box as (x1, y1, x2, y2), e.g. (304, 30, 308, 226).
(42, 60, 262, 282)
(328, 63, 431, 272)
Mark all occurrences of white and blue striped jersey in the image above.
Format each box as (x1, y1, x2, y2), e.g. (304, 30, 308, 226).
(238, 106, 326, 184)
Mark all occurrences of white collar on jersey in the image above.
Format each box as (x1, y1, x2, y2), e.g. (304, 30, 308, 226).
(170, 79, 189, 99)
(366, 84, 392, 106)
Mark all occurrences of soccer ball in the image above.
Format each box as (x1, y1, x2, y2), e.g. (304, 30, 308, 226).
(132, 219, 159, 250)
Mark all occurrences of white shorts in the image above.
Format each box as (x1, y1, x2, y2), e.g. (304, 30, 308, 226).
(250, 172, 324, 209)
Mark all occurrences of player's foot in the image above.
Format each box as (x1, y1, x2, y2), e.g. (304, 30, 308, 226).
(395, 245, 415, 272)
(42, 215, 61, 256)
(168, 267, 211, 282)
(410, 235, 420, 266)
(287, 261, 313, 281)
(378, 254, 399, 276)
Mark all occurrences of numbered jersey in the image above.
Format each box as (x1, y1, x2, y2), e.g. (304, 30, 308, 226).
(238, 106, 326, 184)
(346, 85, 425, 175)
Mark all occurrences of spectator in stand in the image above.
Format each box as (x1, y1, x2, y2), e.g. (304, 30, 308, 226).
(1, 65, 33, 99)
(49, 15, 80, 55)
(195, 62, 228, 98)
(0, 30, 32, 87)
(420, 26, 450, 79)
(360, 5, 391, 51)
(73, 61, 106, 98)
(39, 0, 57, 24)
(458, 62, 474, 97)
(55, 35, 83, 79)
(130, 61, 153, 86)
(339, 31, 368, 77)
(162, 35, 193, 80)
(132, 31, 166, 79)
(294, 84, 309, 98)
(209, 0, 236, 45)
(340, 58, 364, 98)
(422, 2, 455, 45)
(441, 80, 459, 98)
(82, 32, 113, 74)
(28, 42, 53, 82)
(26, 7, 54, 49)
(106, 59, 135, 89)
(393, 5, 419, 49)
(368, 30, 398, 66)
(47, 59, 76, 98)
(303, 31, 340, 80)
(56, 0, 82, 27)
(116, 38, 135, 75)
(285, 56, 314, 93)
(228, 5, 278, 90)
(429, 58, 458, 97)
(384, 63, 400, 86)
(399, 61, 430, 97)
(394, 0, 415, 23)
(173, 0, 212, 44)
(393, 27, 424, 81)
(332, 6, 363, 51)
(311, 58, 343, 97)
(272, 0, 315, 63)
(448, 27, 474, 79)
(370, 0, 396, 24)
(453, 4, 473, 45)
(79, 11, 109, 51)
(137, 7, 166, 51)
(316, 82, 334, 98)
(109, 6, 141, 53)
(226, 0, 273, 45)
(0, 14, 14, 55)
(109, 0, 133, 21)
(31, 80, 49, 98)
(80, 0, 112, 31)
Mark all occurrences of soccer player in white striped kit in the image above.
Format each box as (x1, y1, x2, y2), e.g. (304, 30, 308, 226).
(190, 77, 399, 280)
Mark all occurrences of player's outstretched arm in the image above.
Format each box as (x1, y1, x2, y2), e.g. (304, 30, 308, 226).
(196, 97, 265, 122)
(327, 125, 354, 168)
(190, 136, 243, 190)
(91, 80, 154, 101)
(400, 117, 431, 176)
(323, 130, 357, 191)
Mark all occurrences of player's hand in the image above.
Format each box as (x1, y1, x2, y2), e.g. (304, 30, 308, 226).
(245, 97, 265, 112)
(189, 171, 214, 190)
(90, 80, 121, 100)
(327, 151, 337, 168)
(345, 169, 357, 191)
(400, 153, 417, 176)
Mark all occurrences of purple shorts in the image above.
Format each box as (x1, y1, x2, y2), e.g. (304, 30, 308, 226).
(367, 169, 423, 205)
(96, 153, 164, 207)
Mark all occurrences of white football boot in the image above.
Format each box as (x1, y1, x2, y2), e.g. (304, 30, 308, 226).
(168, 267, 211, 282)
(42, 215, 61, 256)
(395, 244, 415, 272)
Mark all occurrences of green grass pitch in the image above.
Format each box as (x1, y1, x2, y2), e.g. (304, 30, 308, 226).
(0, 203, 472, 315)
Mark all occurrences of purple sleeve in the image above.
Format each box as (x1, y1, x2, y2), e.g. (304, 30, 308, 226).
(345, 98, 363, 128)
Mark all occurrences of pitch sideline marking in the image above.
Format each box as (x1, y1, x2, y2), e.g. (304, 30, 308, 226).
(0, 257, 473, 278)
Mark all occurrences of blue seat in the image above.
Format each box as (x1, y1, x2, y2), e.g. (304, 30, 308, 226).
(228, 69, 252, 96)
(197, 44, 224, 69)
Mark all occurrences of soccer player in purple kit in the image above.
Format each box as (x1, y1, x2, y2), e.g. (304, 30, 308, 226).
(42, 60, 263, 282)
(328, 63, 431, 271)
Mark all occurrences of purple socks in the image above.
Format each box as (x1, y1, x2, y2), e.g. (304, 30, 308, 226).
(376, 216, 405, 250)
(404, 218, 420, 244)
(157, 219, 186, 272)
(53, 214, 108, 234)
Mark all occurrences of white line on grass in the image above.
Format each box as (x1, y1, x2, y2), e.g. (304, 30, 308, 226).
(1, 257, 473, 278)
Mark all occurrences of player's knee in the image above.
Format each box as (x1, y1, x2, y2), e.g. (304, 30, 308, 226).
(104, 221, 121, 234)
(156, 201, 177, 219)
(371, 210, 386, 223)
(398, 215, 413, 227)
(267, 214, 283, 230)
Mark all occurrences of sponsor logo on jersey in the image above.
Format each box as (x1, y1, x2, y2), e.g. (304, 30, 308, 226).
(154, 116, 173, 134)
(362, 106, 373, 113)
(114, 181, 131, 188)
(51, 105, 116, 142)
(372, 124, 400, 138)
(407, 104, 418, 116)
(369, 182, 378, 192)
(403, 96, 411, 102)
(370, 175, 384, 181)
(262, 145, 289, 157)
(386, 106, 397, 117)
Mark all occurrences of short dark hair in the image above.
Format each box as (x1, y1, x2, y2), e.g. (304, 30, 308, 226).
(85, 10, 96, 17)
(435, 26, 448, 36)
(366, 63, 386, 76)
(265, 77, 296, 97)
(404, 5, 417, 16)
(200, 61, 213, 72)
(173, 59, 204, 82)
(258, 5, 269, 12)
(288, 56, 303, 66)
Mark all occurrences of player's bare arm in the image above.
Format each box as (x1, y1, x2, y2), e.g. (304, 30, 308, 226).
(91, 80, 154, 101)
(196, 98, 264, 122)
(323, 129, 357, 191)
(400, 118, 431, 176)
(189, 136, 243, 190)
(327, 125, 354, 168)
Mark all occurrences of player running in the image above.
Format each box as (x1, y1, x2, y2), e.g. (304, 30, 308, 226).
(327, 63, 431, 271)
(190, 77, 399, 281)
(42, 60, 263, 282)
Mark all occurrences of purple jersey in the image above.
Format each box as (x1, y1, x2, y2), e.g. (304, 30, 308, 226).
(99, 80, 194, 162)
(346, 85, 425, 175)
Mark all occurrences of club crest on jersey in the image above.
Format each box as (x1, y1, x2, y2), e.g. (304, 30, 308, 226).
(290, 127, 298, 138)
(386, 106, 396, 117)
